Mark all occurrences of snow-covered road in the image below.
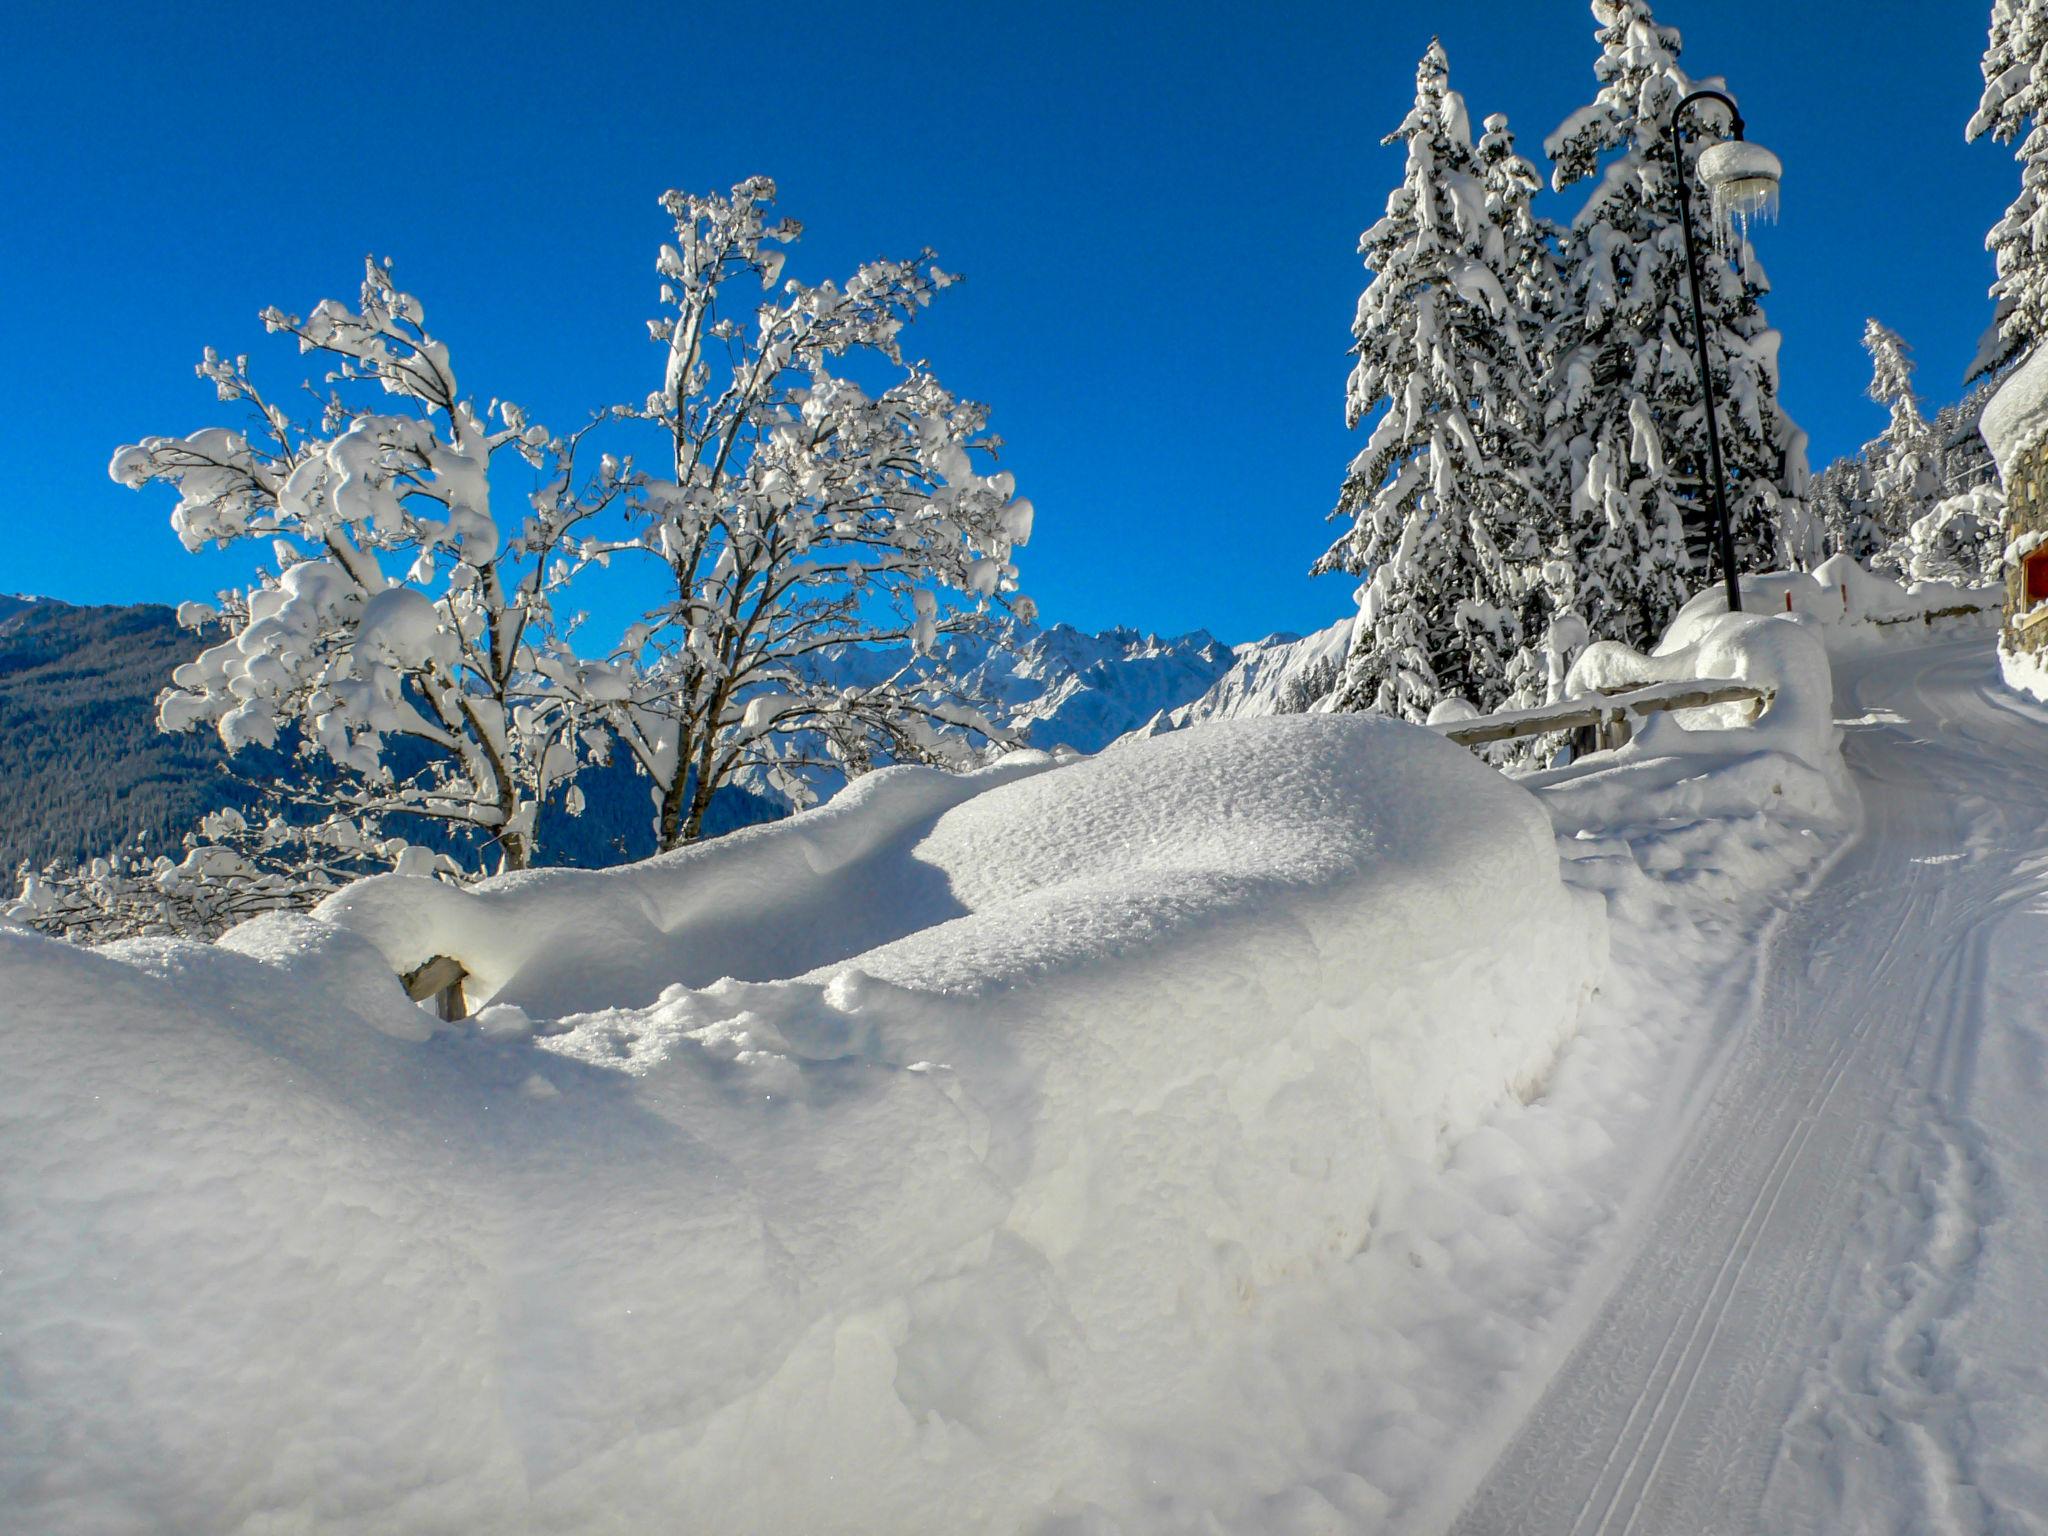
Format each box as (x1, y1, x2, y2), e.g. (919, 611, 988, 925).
(1452, 635, 2048, 1536)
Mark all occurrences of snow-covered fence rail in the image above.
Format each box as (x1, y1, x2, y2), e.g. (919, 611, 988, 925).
(1432, 679, 1773, 756)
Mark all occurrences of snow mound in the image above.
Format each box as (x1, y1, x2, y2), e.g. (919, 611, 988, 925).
(2, 711, 1605, 1534)
(1532, 608, 1857, 845)
(1659, 558, 1998, 659)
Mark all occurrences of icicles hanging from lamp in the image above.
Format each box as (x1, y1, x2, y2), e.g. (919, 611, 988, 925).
(1697, 139, 1783, 261)
(1665, 86, 1785, 618)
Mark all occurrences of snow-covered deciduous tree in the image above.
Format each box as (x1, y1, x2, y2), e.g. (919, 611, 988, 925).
(113, 179, 1033, 870)
(586, 178, 1034, 848)
(1319, 43, 1556, 721)
(1544, 0, 1809, 646)
(1970, 0, 2048, 368)
(112, 262, 630, 873)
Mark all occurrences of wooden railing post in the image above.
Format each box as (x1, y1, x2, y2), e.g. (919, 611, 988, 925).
(401, 955, 470, 1022)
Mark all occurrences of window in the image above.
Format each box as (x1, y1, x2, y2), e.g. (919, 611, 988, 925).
(2028, 549, 2048, 609)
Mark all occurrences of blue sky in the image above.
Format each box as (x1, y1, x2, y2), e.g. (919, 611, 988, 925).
(0, 0, 2019, 644)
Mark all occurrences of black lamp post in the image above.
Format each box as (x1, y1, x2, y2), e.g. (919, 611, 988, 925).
(1666, 88, 1782, 616)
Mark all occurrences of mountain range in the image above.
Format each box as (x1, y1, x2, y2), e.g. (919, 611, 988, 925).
(0, 596, 1351, 878)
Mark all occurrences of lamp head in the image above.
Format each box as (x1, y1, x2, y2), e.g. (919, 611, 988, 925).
(1697, 140, 1781, 229)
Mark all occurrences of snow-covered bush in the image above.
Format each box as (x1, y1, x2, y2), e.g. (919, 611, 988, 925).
(4, 808, 458, 943)
(1886, 485, 2007, 586)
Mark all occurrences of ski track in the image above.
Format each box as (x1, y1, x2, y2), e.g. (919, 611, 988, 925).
(1448, 638, 2048, 1536)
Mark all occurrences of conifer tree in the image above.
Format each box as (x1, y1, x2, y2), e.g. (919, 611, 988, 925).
(1860, 320, 1940, 544)
(1318, 43, 1554, 720)
(1969, 0, 2048, 368)
(1544, 0, 1809, 647)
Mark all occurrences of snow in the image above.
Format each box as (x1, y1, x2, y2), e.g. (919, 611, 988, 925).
(17, 576, 2048, 1532)
(1655, 556, 2000, 656)
(1696, 139, 1781, 256)
(793, 623, 1244, 778)
(1130, 615, 1355, 738)
(1978, 341, 2048, 473)
(3, 711, 1611, 1533)
(1998, 635, 2048, 701)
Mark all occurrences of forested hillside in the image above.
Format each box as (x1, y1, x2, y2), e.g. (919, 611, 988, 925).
(0, 598, 785, 878)
(0, 599, 252, 873)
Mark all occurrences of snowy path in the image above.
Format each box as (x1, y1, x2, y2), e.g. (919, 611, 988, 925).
(1450, 636, 2048, 1536)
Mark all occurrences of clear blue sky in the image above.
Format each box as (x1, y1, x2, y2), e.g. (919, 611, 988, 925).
(0, 0, 2019, 644)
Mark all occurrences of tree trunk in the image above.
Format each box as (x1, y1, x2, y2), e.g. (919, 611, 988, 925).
(657, 776, 689, 854)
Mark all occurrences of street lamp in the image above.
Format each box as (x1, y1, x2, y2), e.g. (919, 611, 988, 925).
(1667, 88, 1783, 616)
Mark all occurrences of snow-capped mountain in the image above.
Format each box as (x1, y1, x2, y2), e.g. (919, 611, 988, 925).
(944, 624, 1240, 753)
(1124, 615, 1354, 740)
(921, 617, 1356, 754)
(0, 593, 49, 629)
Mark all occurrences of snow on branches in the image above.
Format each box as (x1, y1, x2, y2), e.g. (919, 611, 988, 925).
(1320, 44, 1556, 723)
(1970, 0, 2048, 368)
(5, 809, 458, 944)
(584, 177, 1034, 848)
(1324, 2, 1817, 741)
(1543, 0, 1809, 644)
(110, 177, 1033, 876)
(111, 260, 624, 873)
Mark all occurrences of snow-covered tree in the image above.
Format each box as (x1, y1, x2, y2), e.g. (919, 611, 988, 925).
(112, 179, 1034, 869)
(1969, 0, 2048, 368)
(588, 178, 1034, 848)
(5, 808, 456, 943)
(112, 262, 630, 873)
(1860, 319, 1941, 545)
(1811, 454, 1881, 564)
(1319, 44, 1555, 721)
(1544, 0, 1809, 647)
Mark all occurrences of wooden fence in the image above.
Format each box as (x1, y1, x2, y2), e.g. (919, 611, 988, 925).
(1431, 678, 1773, 756)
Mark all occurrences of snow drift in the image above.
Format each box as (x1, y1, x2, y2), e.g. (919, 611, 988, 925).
(1, 711, 1606, 1534)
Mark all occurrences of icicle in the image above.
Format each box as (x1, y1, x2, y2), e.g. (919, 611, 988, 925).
(1696, 141, 1783, 260)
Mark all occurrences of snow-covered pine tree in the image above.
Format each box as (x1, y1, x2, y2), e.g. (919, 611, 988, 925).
(1860, 319, 1941, 547)
(1969, 0, 2048, 369)
(1318, 42, 1553, 720)
(1544, 0, 1810, 648)
(1811, 454, 1881, 564)
(1477, 110, 1575, 706)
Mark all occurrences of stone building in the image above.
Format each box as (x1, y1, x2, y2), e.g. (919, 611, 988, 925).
(1979, 348, 2048, 697)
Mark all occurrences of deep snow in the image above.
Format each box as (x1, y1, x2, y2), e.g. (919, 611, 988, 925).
(5, 711, 1609, 1534)
(6, 593, 2037, 1534)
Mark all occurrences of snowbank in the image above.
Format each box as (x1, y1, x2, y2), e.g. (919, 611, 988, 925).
(1529, 607, 1857, 854)
(1999, 641, 2048, 703)
(1660, 557, 1998, 659)
(1, 711, 1606, 1534)
(314, 752, 1061, 1022)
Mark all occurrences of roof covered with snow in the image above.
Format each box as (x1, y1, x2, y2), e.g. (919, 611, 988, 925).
(1978, 345, 2048, 476)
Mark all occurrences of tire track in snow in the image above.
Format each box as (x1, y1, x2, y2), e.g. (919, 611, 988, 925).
(1449, 638, 2041, 1536)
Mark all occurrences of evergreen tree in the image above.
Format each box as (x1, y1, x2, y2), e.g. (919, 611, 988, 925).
(1969, 0, 2048, 368)
(1544, 0, 1809, 648)
(1318, 42, 1554, 720)
(1860, 320, 1940, 545)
